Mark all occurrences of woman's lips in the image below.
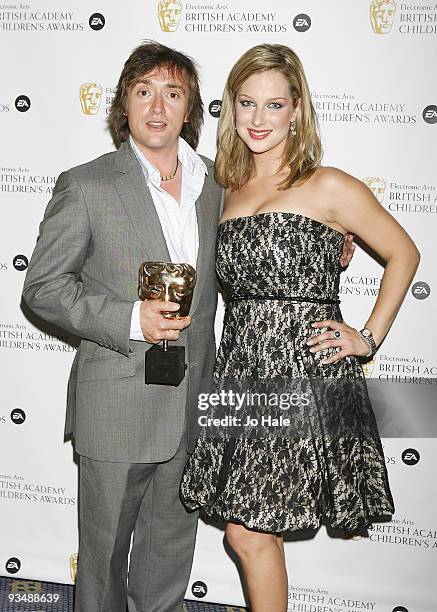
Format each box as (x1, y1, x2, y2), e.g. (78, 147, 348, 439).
(247, 128, 272, 140)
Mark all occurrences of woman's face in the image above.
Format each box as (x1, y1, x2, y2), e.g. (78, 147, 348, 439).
(235, 69, 298, 157)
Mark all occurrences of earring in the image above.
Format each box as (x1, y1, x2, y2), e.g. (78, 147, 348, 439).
(289, 120, 296, 137)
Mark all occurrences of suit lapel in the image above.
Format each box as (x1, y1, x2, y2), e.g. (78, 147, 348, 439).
(113, 141, 170, 262)
(113, 141, 216, 316)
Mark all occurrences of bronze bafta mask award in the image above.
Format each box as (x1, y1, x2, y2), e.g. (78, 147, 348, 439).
(138, 262, 196, 386)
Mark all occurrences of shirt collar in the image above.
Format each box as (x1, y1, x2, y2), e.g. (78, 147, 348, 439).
(129, 135, 207, 188)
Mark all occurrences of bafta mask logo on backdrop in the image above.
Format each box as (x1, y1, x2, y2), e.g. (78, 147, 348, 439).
(79, 83, 103, 115)
(362, 356, 376, 378)
(157, 0, 182, 32)
(363, 177, 386, 203)
(70, 553, 78, 583)
(370, 0, 397, 34)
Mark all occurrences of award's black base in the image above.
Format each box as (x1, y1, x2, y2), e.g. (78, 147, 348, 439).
(145, 344, 186, 386)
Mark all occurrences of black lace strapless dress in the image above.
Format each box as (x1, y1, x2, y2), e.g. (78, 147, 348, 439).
(180, 212, 394, 532)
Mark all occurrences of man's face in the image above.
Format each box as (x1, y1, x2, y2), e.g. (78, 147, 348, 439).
(370, 0, 396, 33)
(126, 67, 189, 156)
(158, 0, 182, 32)
(80, 83, 102, 115)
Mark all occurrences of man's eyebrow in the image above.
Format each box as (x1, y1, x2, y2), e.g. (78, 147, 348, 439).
(135, 79, 185, 92)
(166, 82, 185, 92)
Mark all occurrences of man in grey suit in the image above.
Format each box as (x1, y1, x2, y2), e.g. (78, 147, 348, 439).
(22, 41, 221, 611)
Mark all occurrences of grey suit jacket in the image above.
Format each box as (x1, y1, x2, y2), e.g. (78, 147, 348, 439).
(22, 141, 222, 462)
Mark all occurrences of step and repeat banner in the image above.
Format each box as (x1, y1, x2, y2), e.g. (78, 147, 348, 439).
(1, 1, 436, 610)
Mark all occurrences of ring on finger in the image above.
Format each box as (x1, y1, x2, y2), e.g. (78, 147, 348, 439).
(333, 329, 342, 340)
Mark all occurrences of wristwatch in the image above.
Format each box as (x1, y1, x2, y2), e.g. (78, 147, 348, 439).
(359, 327, 377, 357)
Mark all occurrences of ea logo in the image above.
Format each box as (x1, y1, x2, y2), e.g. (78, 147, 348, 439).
(293, 14, 311, 32)
(401, 448, 420, 466)
(11, 408, 26, 425)
(422, 105, 437, 124)
(208, 100, 222, 118)
(89, 13, 105, 30)
(393, 606, 409, 612)
(13, 254, 28, 271)
(411, 281, 430, 300)
(191, 580, 207, 598)
(15, 95, 31, 112)
(6, 557, 21, 574)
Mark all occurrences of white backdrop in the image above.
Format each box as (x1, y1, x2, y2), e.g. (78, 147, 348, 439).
(1, 1, 436, 610)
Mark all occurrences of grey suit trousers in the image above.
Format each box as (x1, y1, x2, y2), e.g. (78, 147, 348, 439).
(74, 421, 198, 612)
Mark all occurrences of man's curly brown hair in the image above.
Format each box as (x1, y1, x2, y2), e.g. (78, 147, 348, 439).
(108, 40, 204, 150)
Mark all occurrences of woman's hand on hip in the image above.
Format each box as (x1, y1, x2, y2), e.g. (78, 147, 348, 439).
(306, 319, 370, 364)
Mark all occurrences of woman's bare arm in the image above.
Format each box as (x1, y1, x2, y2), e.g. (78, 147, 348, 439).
(307, 167, 420, 363)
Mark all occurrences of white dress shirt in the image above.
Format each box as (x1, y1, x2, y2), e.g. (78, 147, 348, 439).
(128, 135, 208, 341)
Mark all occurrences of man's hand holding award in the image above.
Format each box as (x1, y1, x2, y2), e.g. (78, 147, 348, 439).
(138, 262, 196, 386)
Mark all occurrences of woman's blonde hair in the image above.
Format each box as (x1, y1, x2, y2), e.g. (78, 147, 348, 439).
(215, 44, 322, 191)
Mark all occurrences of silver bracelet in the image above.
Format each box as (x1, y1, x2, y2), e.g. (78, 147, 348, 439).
(359, 327, 377, 357)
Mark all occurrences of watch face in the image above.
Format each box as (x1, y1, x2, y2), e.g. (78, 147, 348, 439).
(362, 329, 371, 338)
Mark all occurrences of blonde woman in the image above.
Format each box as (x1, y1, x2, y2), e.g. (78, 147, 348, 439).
(180, 44, 420, 612)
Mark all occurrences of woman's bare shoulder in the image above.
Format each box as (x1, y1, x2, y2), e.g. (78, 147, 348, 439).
(311, 166, 371, 208)
(312, 166, 363, 189)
